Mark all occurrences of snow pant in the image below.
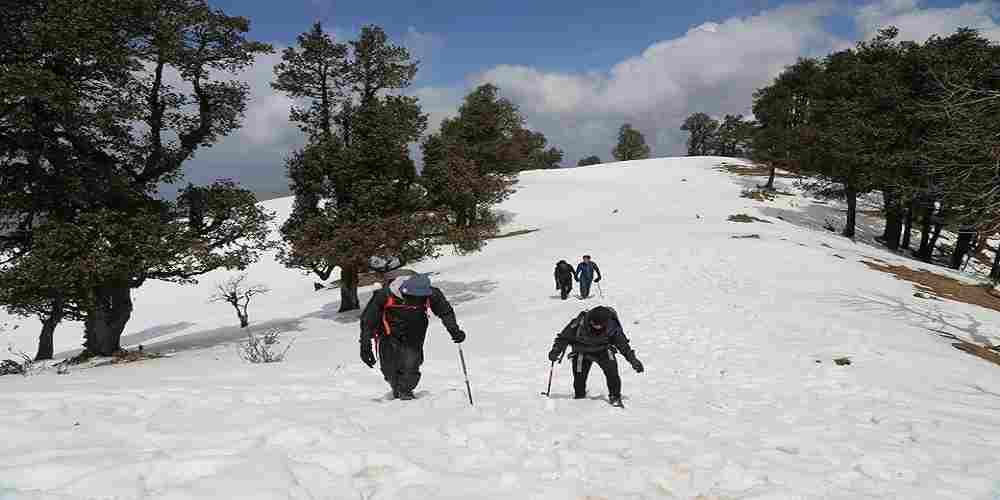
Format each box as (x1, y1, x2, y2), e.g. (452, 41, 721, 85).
(571, 350, 621, 399)
(558, 279, 573, 300)
(579, 279, 593, 299)
(377, 336, 424, 395)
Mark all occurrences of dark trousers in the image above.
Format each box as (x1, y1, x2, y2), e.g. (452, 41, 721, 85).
(579, 280, 592, 298)
(558, 280, 573, 300)
(572, 351, 621, 398)
(377, 336, 424, 395)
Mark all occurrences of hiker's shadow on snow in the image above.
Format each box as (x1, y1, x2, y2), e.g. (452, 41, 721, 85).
(432, 280, 499, 305)
(304, 289, 376, 324)
(839, 292, 999, 346)
(145, 318, 307, 353)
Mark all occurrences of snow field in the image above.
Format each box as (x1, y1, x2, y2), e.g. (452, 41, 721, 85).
(2, 157, 999, 499)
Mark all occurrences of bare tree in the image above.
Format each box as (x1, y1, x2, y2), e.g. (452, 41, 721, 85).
(210, 274, 270, 328)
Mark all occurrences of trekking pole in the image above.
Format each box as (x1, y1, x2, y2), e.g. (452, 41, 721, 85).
(542, 349, 566, 397)
(458, 345, 474, 406)
(597, 281, 604, 298)
(544, 361, 555, 397)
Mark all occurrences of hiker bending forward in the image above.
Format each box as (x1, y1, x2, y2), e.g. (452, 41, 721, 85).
(548, 306, 643, 405)
(360, 274, 466, 400)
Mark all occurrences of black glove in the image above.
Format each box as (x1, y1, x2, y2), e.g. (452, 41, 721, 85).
(548, 348, 562, 362)
(594, 277, 601, 283)
(360, 341, 376, 368)
(630, 357, 644, 373)
(451, 330, 466, 344)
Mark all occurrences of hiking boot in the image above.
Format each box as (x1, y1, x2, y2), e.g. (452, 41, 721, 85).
(608, 395, 622, 406)
(398, 391, 416, 400)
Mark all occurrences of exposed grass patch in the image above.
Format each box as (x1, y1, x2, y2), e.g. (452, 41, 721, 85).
(740, 188, 795, 202)
(731, 234, 761, 239)
(932, 329, 1000, 367)
(728, 214, 772, 224)
(716, 163, 801, 178)
(861, 259, 1000, 313)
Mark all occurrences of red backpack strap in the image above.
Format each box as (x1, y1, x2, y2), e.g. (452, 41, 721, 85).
(381, 295, 431, 337)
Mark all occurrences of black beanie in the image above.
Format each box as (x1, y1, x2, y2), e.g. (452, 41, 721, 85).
(587, 306, 613, 325)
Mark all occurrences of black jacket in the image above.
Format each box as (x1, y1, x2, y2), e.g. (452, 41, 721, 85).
(550, 308, 636, 361)
(554, 260, 575, 287)
(360, 287, 461, 343)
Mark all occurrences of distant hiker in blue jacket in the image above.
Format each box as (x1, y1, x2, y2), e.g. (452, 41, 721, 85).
(575, 255, 601, 299)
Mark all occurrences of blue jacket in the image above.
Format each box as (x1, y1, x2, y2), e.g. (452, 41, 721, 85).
(575, 261, 601, 283)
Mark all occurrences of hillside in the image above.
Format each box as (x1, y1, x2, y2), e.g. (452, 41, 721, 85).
(2, 157, 999, 499)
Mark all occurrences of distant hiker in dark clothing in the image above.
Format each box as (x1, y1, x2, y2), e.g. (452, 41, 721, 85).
(360, 274, 466, 400)
(575, 255, 602, 299)
(548, 306, 643, 406)
(554, 260, 576, 300)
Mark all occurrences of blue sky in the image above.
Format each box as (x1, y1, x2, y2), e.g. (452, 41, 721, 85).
(181, 0, 1000, 196)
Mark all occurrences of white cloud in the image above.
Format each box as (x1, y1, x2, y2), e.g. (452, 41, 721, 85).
(856, 0, 1000, 42)
(450, 2, 843, 163)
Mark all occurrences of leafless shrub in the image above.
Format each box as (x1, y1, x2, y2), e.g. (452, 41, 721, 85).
(209, 274, 269, 328)
(238, 328, 294, 364)
(1, 345, 36, 376)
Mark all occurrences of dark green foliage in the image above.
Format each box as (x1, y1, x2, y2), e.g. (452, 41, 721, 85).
(747, 26, 1000, 271)
(273, 24, 441, 310)
(421, 83, 559, 252)
(0, 0, 275, 356)
(680, 113, 719, 156)
(577, 156, 602, 167)
(612, 124, 650, 161)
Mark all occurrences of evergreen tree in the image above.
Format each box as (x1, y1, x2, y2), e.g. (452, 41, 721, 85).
(422, 84, 551, 251)
(0, 0, 275, 356)
(612, 124, 651, 161)
(273, 24, 431, 311)
(680, 113, 719, 156)
(712, 114, 754, 157)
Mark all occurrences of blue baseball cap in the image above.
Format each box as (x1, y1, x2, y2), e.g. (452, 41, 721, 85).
(400, 274, 433, 297)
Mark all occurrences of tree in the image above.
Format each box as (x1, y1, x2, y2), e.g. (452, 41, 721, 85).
(273, 24, 434, 311)
(578, 156, 602, 166)
(422, 83, 557, 251)
(680, 113, 719, 156)
(612, 124, 651, 161)
(0, 0, 275, 356)
(918, 29, 1000, 270)
(751, 58, 822, 189)
(210, 274, 269, 328)
(713, 114, 754, 157)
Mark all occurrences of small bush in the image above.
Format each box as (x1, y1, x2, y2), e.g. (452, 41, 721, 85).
(1, 346, 35, 377)
(728, 213, 772, 224)
(239, 328, 294, 364)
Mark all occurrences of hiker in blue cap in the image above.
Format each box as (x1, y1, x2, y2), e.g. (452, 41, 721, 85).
(360, 274, 466, 400)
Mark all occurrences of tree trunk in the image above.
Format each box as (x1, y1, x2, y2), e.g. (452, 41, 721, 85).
(880, 189, 901, 250)
(238, 313, 249, 328)
(338, 265, 361, 312)
(915, 199, 933, 260)
(35, 295, 66, 361)
(951, 230, 975, 270)
(926, 220, 944, 262)
(83, 282, 133, 356)
(763, 166, 776, 190)
(842, 184, 857, 239)
(991, 245, 1000, 282)
(950, 229, 976, 269)
(901, 199, 915, 249)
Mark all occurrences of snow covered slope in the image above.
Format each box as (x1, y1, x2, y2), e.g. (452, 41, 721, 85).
(2, 157, 999, 499)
